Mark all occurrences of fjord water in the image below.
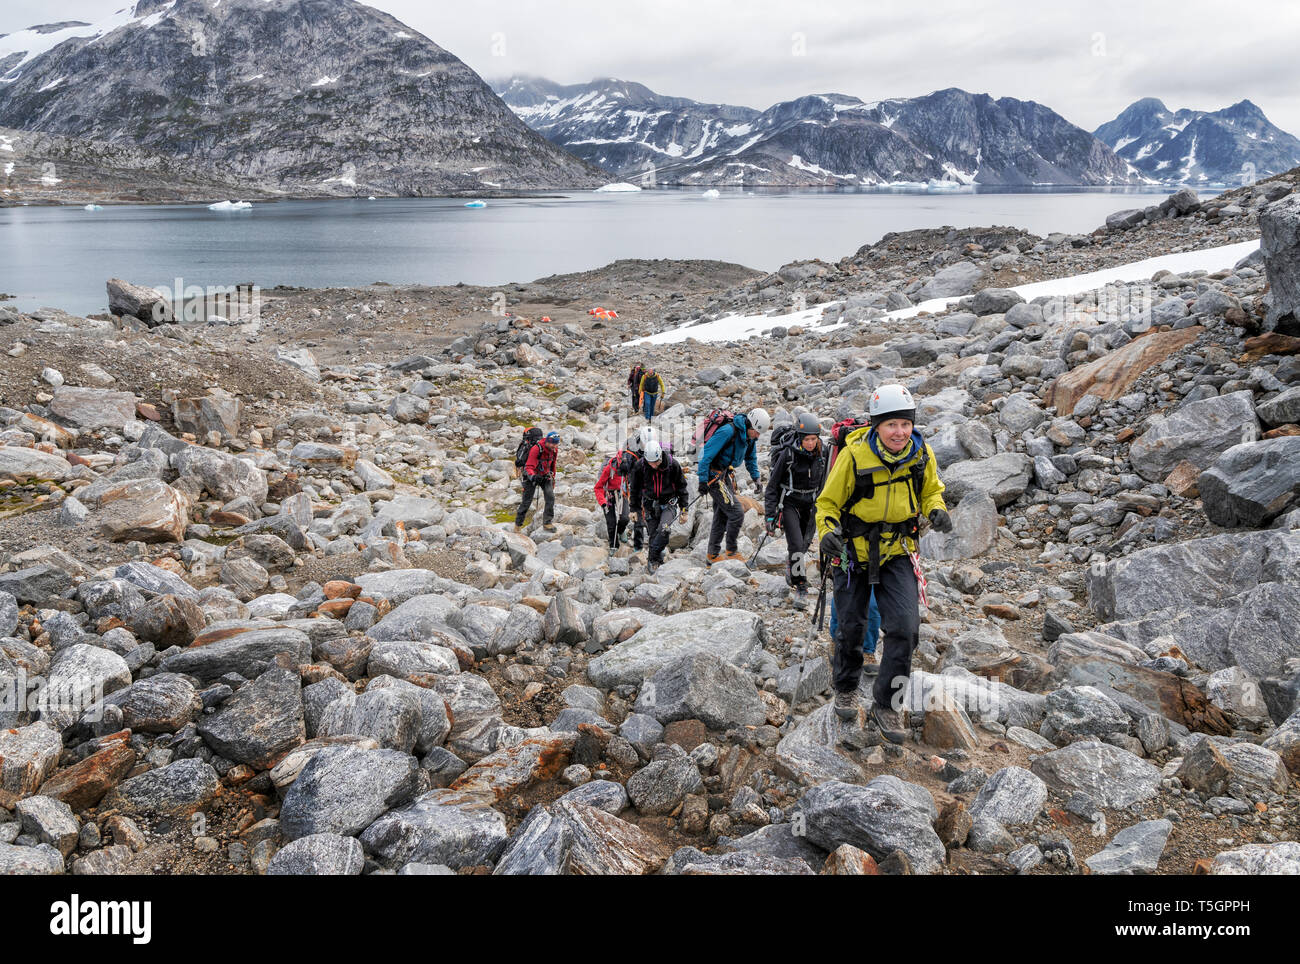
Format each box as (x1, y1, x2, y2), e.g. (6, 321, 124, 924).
(0, 186, 1222, 316)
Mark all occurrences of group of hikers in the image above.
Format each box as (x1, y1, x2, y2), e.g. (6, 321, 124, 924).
(510, 366, 955, 740)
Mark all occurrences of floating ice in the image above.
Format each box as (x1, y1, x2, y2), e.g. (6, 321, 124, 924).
(208, 200, 252, 211)
(594, 182, 642, 193)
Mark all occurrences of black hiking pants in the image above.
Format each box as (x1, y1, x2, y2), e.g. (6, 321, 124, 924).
(642, 501, 677, 564)
(602, 492, 632, 547)
(515, 475, 554, 526)
(831, 553, 919, 709)
(706, 472, 744, 555)
(781, 496, 815, 586)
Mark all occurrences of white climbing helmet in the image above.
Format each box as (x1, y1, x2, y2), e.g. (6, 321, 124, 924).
(868, 385, 916, 427)
(644, 439, 663, 463)
(747, 407, 771, 433)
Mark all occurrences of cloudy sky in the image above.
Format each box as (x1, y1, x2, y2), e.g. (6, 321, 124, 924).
(5, 0, 1299, 135)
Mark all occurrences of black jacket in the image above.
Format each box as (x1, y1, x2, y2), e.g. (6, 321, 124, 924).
(764, 438, 827, 517)
(630, 454, 688, 510)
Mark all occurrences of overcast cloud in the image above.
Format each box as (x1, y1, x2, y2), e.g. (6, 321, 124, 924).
(4, 0, 1299, 135)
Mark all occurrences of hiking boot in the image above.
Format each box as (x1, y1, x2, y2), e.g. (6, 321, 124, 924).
(833, 690, 858, 721)
(871, 704, 907, 745)
(706, 551, 721, 565)
(646, 557, 661, 575)
(512, 524, 523, 533)
(718, 550, 746, 563)
(861, 651, 878, 676)
(543, 523, 557, 532)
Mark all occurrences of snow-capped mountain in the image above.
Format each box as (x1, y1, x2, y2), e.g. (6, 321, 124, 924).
(0, 0, 604, 196)
(1094, 98, 1300, 185)
(497, 78, 1136, 187)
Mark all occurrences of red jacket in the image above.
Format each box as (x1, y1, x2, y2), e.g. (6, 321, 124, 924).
(524, 440, 557, 480)
(594, 452, 630, 506)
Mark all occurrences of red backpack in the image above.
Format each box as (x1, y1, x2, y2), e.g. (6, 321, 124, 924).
(828, 417, 870, 471)
(688, 409, 734, 455)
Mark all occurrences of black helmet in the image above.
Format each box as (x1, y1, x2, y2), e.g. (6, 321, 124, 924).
(794, 412, 821, 436)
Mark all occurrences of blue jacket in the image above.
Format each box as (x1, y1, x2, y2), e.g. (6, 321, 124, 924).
(697, 415, 760, 484)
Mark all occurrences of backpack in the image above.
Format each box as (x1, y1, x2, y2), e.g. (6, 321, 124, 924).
(770, 425, 826, 502)
(688, 409, 734, 454)
(514, 427, 544, 469)
(828, 417, 870, 472)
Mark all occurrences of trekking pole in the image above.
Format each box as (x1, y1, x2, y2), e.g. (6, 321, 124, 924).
(747, 528, 769, 568)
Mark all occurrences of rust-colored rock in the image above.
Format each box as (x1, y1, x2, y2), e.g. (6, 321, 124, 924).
(322, 581, 361, 600)
(823, 843, 881, 874)
(1176, 739, 1233, 796)
(1046, 327, 1202, 414)
(316, 598, 354, 619)
(191, 625, 255, 648)
(208, 511, 251, 526)
(449, 734, 577, 802)
(1264, 424, 1300, 439)
(922, 707, 980, 751)
(1067, 659, 1231, 735)
(1240, 333, 1300, 362)
(136, 403, 161, 422)
(662, 719, 708, 751)
(38, 740, 136, 812)
(935, 800, 972, 849)
(1164, 460, 1202, 498)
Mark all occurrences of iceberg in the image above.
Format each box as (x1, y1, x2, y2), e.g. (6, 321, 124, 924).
(464, 200, 487, 208)
(701, 189, 721, 199)
(83, 203, 103, 211)
(208, 200, 252, 211)
(594, 182, 641, 193)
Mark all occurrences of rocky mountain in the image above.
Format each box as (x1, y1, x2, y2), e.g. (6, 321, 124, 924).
(497, 77, 1137, 187)
(1095, 98, 1300, 186)
(0, 0, 604, 197)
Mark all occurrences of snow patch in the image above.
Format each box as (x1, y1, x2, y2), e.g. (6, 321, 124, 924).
(631, 240, 1260, 346)
(311, 75, 339, 87)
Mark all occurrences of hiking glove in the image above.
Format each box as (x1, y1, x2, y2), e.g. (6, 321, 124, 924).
(819, 529, 845, 564)
(765, 517, 777, 536)
(928, 508, 953, 533)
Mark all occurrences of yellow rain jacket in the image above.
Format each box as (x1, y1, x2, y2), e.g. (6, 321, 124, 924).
(815, 426, 947, 567)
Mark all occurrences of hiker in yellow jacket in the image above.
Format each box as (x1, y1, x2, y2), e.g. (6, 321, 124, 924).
(815, 385, 951, 741)
(638, 368, 665, 423)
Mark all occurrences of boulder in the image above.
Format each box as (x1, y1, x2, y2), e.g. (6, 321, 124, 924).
(266, 834, 365, 875)
(1029, 741, 1160, 808)
(280, 745, 421, 839)
(1045, 327, 1202, 415)
(919, 493, 998, 560)
(0, 447, 74, 483)
(358, 788, 508, 869)
(107, 277, 172, 325)
(1198, 437, 1300, 527)
(91, 479, 188, 543)
(798, 779, 945, 875)
(1260, 192, 1300, 333)
(197, 667, 305, 769)
(1209, 841, 1300, 875)
(940, 454, 1033, 508)
(920, 262, 984, 300)
(586, 608, 765, 687)
(640, 651, 768, 730)
(1128, 391, 1259, 482)
(1085, 819, 1172, 874)
(970, 767, 1047, 826)
(158, 627, 312, 683)
(173, 445, 268, 505)
(101, 759, 220, 817)
(0, 722, 63, 796)
(48, 387, 138, 432)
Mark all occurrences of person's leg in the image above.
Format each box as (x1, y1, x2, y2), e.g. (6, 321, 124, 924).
(616, 495, 629, 545)
(514, 478, 536, 527)
(707, 485, 728, 556)
(829, 597, 839, 640)
(541, 479, 555, 525)
(722, 475, 744, 553)
(603, 502, 618, 546)
(864, 588, 881, 655)
(643, 393, 656, 421)
(783, 500, 813, 586)
(830, 563, 870, 693)
(649, 504, 674, 562)
(871, 554, 921, 711)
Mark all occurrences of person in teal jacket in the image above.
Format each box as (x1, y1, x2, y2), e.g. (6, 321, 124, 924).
(697, 407, 770, 563)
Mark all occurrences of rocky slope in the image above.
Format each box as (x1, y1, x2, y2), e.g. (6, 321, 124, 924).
(1, 175, 1299, 875)
(498, 77, 1137, 187)
(0, 0, 604, 199)
(1095, 98, 1300, 186)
